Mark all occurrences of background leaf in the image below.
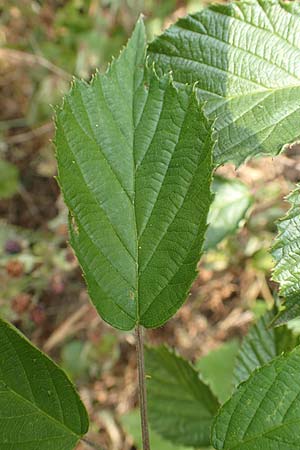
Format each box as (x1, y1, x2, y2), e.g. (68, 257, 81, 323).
(145, 345, 219, 447)
(148, 0, 300, 166)
(204, 176, 253, 251)
(196, 340, 240, 403)
(0, 318, 88, 450)
(0, 159, 19, 199)
(234, 309, 298, 385)
(55, 19, 213, 330)
(212, 346, 300, 450)
(272, 186, 300, 324)
(121, 410, 195, 450)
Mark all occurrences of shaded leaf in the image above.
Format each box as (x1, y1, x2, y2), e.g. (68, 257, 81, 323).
(234, 309, 297, 385)
(212, 346, 300, 450)
(55, 19, 213, 330)
(196, 340, 240, 402)
(148, 0, 300, 166)
(204, 176, 253, 250)
(0, 318, 88, 450)
(145, 345, 219, 447)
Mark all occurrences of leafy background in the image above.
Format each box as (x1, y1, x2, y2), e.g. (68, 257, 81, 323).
(1, 1, 300, 449)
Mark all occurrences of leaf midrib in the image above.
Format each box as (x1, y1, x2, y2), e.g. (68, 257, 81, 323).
(132, 26, 144, 324)
(133, 75, 198, 323)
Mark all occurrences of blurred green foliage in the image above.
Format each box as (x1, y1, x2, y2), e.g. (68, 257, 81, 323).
(61, 333, 120, 381)
(0, 159, 19, 199)
(0, 0, 180, 130)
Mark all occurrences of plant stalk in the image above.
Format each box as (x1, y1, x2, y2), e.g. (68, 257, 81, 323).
(136, 325, 151, 450)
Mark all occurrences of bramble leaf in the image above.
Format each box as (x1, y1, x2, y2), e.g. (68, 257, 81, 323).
(204, 176, 253, 251)
(212, 346, 300, 450)
(145, 346, 219, 447)
(148, 0, 300, 166)
(0, 318, 88, 450)
(272, 186, 300, 325)
(234, 309, 297, 385)
(55, 19, 213, 330)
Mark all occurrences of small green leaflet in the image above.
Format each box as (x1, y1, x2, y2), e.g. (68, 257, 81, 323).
(212, 346, 300, 450)
(0, 318, 88, 450)
(272, 186, 300, 325)
(196, 340, 240, 403)
(204, 176, 253, 251)
(145, 346, 219, 447)
(148, 0, 300, 166)
(234, 309, 297, 385)
(55, 19, 213, 330)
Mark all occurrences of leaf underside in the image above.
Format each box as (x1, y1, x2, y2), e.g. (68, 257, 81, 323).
(0, 318, 88, 450)
(272, 186, 300, 325)
(145, 346, 219, 447)
(148, 0, 300, 166)
(212, 346, 300, 450)
(55, 20, 213, 330)
(234, 309, 297, 386)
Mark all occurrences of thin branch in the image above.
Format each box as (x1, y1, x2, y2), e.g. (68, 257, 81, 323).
(136, 325, 151, 450)
(81, 437, 105, 450)
(0, 48, 71, 80)
(43, 304, 90, 352)
(6, 122, 54, 145)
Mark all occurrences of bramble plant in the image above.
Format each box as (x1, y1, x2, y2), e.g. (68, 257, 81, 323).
(2, 1, 300, 449)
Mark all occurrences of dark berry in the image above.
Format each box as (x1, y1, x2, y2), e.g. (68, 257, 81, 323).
(5, 240, 22, 254)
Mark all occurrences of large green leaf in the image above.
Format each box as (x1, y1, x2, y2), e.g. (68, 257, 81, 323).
(148, 0, 300, 166)
(234, 309, 297, 385)
(0, 318, 88, 450)
(204, 176, 253, 251)
(212, 346, 300, 450)
(55, 19, 213, 330)
(145, 345, 219, 447)
(196, 340, 240, 403)
(272, 186, 300, 325)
